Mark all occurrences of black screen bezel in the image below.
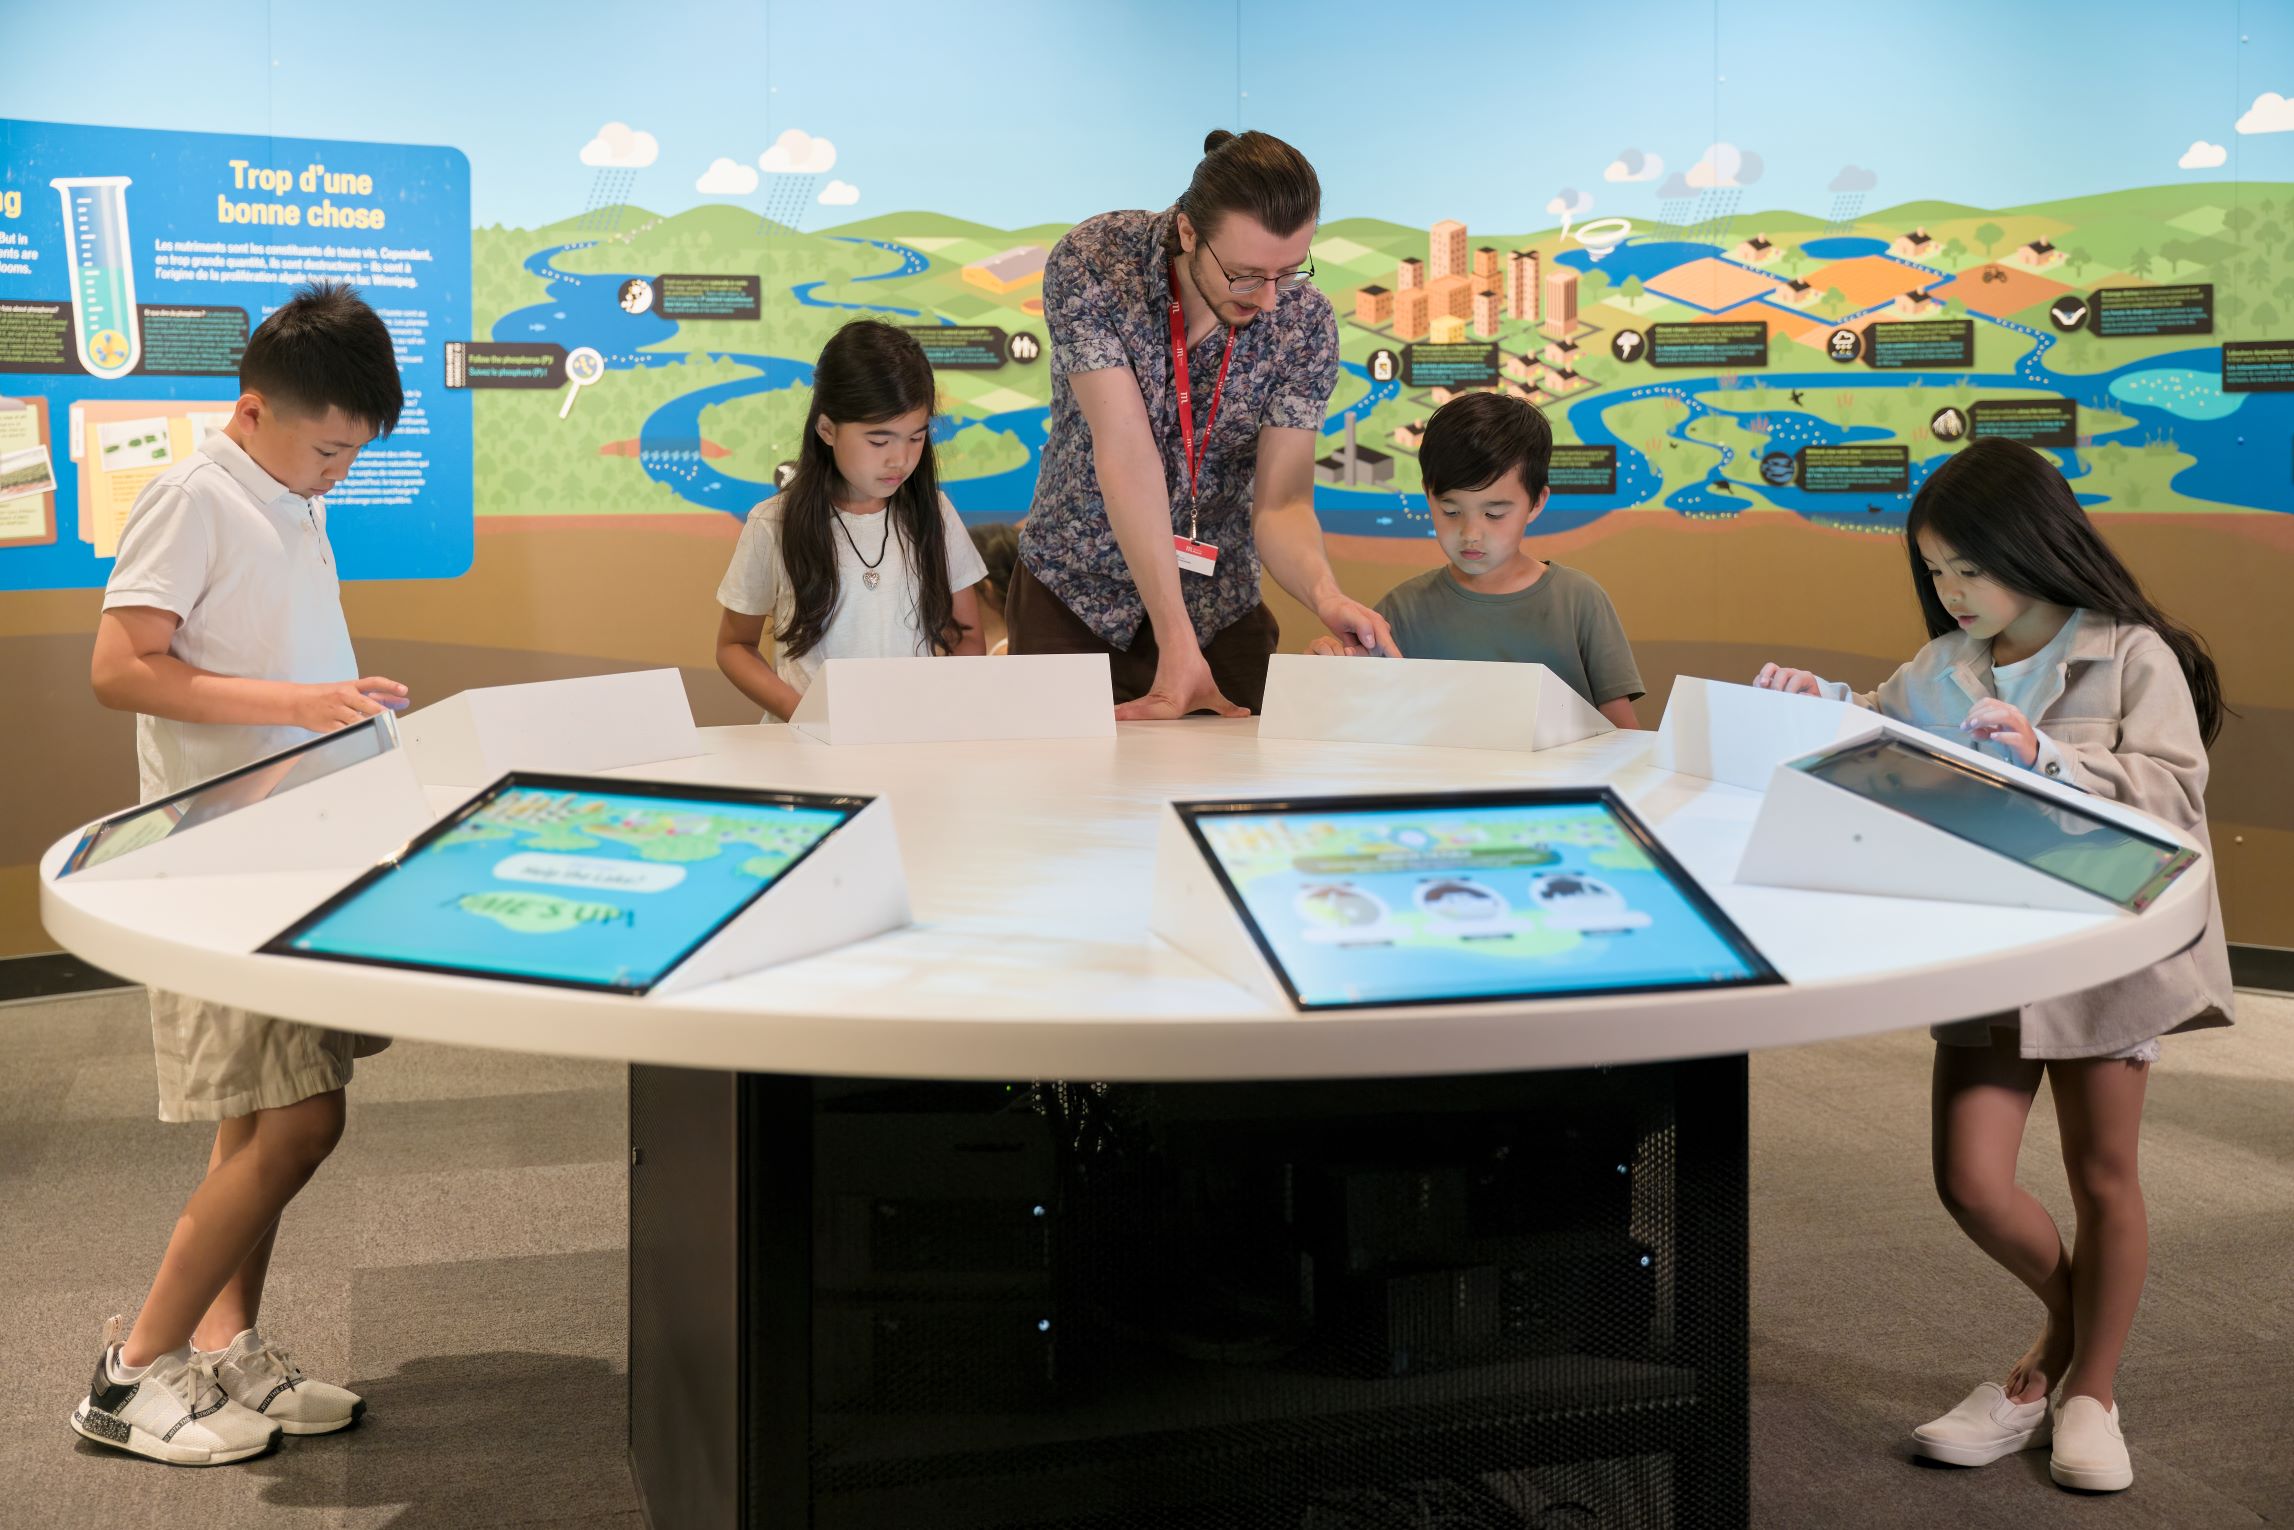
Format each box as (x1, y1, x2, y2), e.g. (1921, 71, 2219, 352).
(259, 771, 870, 996)
(1174, 786, 1782, 1012)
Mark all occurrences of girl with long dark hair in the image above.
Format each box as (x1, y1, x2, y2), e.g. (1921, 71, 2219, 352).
(716, 320, 986, 718)
(1754, 437, 2233, 1494)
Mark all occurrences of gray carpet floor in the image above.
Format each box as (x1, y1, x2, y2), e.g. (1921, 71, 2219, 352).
(1, 988, 2287, 1528)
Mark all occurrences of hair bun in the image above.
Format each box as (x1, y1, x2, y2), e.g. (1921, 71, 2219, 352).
(1202, 128, 1237, 156)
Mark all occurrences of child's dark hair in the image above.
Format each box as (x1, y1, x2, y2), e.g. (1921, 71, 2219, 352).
(1419, 391, 1552, 501)
(1178, 129, 1320, 239)
(239, 281, 402, 435)
(1906, 438, 2224, 744)
(777, 321, 956, 663)
(967, 522, 1020, 615)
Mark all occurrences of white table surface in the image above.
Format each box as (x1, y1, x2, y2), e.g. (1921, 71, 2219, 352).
(37, 720, 2212, 1082)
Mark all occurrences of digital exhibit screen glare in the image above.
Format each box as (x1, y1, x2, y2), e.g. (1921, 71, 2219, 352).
(62, 712, 399, 875)
(1180, 791, 1776, 1010)
(267, 775, 861, 993)
(1797, 735, 2197, 911)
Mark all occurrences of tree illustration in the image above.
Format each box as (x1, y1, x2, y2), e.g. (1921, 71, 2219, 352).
(2256, 301, 2283, 329)
(2222, 206, 2254, 239)
(2221, 293, 2247, 328)
(1940, 236, 1967, 270)
(1975, 222, 2005, 258)
(2275, 274, 2294, 307)
(1822, 286, 1848, 318)
(2066, 247, 2092, 277)
(1621, 275, 1645, 302)
(2128, 247, 2154, 279)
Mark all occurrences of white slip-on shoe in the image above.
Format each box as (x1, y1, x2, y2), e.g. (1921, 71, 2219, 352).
(2049, 1395, 2133, 1492)
(68, 1316, 280, 1465)
(1910, 1381, 2053, 1466)
(199, 1326, 365, 1436)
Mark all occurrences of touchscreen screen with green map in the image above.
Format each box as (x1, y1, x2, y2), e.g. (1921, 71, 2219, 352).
(1178, 789, 1777, 1011)
(264, 774, 865, 994)
(1794, 734, 2197, 912)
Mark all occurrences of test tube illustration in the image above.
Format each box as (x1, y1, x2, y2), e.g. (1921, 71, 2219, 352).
(50, 176, 142, 381)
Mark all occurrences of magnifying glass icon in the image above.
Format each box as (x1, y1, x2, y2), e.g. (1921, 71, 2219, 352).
(560, 346, 605, 419)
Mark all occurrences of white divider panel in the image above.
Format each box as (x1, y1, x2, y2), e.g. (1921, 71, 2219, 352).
(648, 796, 911, 997)
(788, 654, 1114, 746)
(1257, 654, 1611, 753)
(67, 748, 434, 884)
(1650, 676, 1873, 792)
(1734, 722, 2147, 915)
(1146, 807, 1294, 1010)
(399, 669, 701, 787)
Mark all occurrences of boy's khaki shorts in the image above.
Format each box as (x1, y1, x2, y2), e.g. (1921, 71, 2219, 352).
(149, 989, 388, 1123)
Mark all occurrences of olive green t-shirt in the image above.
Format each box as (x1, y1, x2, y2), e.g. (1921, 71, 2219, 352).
(1374, 562, 1644, 707)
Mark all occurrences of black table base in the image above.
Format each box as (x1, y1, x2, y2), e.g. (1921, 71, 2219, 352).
(630, 1057, 1749, 1530)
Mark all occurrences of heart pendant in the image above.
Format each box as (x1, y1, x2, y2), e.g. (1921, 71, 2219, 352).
(862, 570, 881, 590)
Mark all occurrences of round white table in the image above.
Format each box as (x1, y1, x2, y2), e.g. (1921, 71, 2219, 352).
(37, 719, 2210, 1081)
(36, 718, 2212, 1530)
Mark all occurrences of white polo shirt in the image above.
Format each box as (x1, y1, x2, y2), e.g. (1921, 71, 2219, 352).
(103, 431, 359, 802)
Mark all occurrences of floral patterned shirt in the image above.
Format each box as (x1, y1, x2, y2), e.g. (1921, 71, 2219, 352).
(1019, 207, 1339, 649)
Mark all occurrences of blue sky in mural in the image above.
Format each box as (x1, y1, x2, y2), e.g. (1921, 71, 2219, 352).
(5, 0, 2291, 230)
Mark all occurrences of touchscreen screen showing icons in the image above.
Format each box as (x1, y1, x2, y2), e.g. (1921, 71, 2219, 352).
(1180, 790, 1776, 1010)
(63, 712, 399, 876)
(265, 775, 861, 993)
(1796, 734, 2196, 911)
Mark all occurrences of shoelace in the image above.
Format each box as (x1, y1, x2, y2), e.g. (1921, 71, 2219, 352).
(222, 1339, 304, 1393)
(151, 1353, 228, 1417)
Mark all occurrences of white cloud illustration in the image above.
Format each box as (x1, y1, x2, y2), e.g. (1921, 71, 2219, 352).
(1827, 164, 1878, 193)
(818, 179, 860, 206)
(695, 157, 760, 195)
(579, 121, 659, 169)
(1686, 142, 1765, 189)
(1545, 187, 1593, 219)
(1604, 149, 1663, 183)
(760, 128, 837, 174)
(2177, 139, 2228, 169)
(2235, 91, 2294, 134)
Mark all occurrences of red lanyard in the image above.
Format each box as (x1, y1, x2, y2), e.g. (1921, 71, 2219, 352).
(1168, 261, 1236, 517)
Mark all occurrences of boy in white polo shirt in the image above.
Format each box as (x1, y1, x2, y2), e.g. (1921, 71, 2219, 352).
(72, 282, 408, 1465)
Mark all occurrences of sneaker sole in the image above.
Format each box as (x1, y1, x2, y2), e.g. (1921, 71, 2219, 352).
(2050, 1457, 2133, 1492)
(275, 1399, 365, 1436)
(68, 1404, 277, 1466)
(1910, 1427, 2050, 1467)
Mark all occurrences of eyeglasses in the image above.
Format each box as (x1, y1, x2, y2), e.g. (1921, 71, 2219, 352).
(1198, 238, 1316, 296)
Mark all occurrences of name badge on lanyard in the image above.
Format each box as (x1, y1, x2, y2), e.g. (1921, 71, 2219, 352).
(1169, 262, 1236, 578)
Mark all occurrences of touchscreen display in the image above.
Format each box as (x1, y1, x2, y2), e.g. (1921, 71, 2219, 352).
(1795, 734, 2196, 911)
(62, 713, 398, 875)
(1181, 792, 1776, 1010)
(265, 777, 861, 993)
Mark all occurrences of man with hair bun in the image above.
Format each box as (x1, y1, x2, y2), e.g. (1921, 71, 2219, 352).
(1011, 129, 1398, 717)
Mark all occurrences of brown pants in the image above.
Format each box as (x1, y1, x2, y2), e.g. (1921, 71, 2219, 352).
(1007, 562, 1280, 712)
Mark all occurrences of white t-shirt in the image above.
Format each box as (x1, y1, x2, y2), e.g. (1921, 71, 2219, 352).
(102, 432, 359, 801)
(1990, 614, 2081, 725)
(716, 491, 987, 699)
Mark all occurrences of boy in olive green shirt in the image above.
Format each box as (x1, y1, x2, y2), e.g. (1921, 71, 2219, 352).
(1311, 391, 1643, 727)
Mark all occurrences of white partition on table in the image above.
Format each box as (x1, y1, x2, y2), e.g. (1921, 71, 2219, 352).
(789, 654, 1113, 746)
(1146, 806, 1293, 1010)
(648, 795, 912, 997)
(399, 669, 701, 787)
(1734, 722, 2184, 915)
(65, 747, 434, 884)
(1257, 654, 1611, 753)
(1651, 676, 1874, 792)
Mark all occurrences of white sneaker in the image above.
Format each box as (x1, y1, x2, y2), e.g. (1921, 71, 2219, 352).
(68, 1316, 279, 1465)
(2050, 1394, 2133, 1491)
(1910, 1381, 2053, 1466)
(200, 1326, 364, 1436)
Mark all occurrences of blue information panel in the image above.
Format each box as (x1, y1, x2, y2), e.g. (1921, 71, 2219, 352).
(0, 118, 471, 589)
(266, 777, 861, 994)
(1180, 791, 1778, 1011)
